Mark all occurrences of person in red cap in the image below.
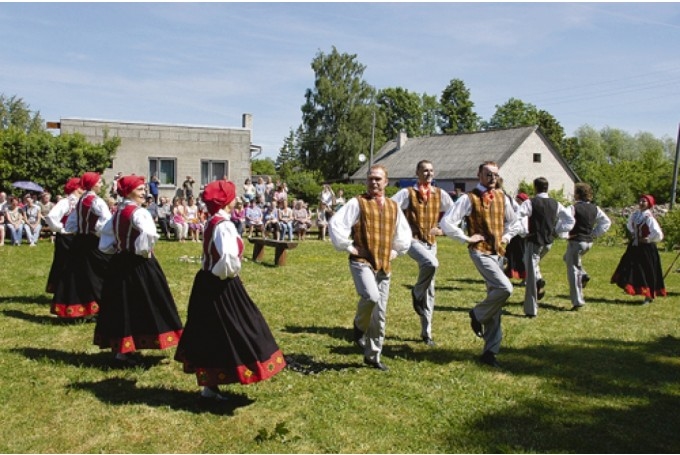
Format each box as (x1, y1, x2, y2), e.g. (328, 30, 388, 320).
(94, 175, 183, 367)
(175, 179, 286, 401)
(504, 191, 529, 284)
(611, 194, 666, 304)
(51, 172, 112, 320)
(44, 177, 84, 293)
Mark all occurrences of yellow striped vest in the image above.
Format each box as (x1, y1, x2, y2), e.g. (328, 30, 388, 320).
(405, 187, 441, 245)
(351, 195, 398, 273)
(466, 188, 506, 256)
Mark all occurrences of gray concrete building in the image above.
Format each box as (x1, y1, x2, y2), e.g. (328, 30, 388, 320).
(51, 114, 260, 200)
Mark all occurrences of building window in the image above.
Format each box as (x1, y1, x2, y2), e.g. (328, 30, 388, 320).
(149, 158, 176, 186)
(201, 160, 229, 187)
(533, 153, 542, 163)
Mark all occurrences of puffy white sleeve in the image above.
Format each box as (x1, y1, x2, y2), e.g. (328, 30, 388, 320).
(45, 198, 71, 233)
(132, 207, 159, 258)
(211, 220, 242, 279)
(329, 198, 361, 253)
(440, 195, 472, 244)
(91, 197, 112, 235)
(98, 216, 116, 254)
(646, 214, 664, 243)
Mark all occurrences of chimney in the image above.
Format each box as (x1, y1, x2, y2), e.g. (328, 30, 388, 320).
(242, 113, 253, 129)
(397, 130, 408, 150)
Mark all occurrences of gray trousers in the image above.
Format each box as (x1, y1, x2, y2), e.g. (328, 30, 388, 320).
(563, 240, 592, 307)
(408, 240, 438, 339)
(469, 249, 513, 355)
(523, 241, 552, 316)
(349, 260, 391, 363)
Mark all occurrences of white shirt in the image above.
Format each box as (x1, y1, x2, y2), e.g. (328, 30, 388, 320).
(209, 209, 242, 279)
(628, 209, 663, 245)
(440, 184, 520, 245)
(569, 201, 612, 240)
(329, 196, 412, 256)
(46, 194, 78, 233)
(64, 191, 112, 236)
(99, 200, 158, 257)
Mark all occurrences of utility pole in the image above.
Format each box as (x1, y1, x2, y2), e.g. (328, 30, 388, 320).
(671, 123, 680, 210)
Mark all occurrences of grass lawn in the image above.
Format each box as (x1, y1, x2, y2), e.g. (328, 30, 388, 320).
(0, 235, 679, 453)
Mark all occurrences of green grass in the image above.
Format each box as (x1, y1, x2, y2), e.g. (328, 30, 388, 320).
(1, 236, 679, 453)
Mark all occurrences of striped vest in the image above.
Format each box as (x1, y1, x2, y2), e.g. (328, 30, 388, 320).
(466, 188, 506, 255)
(351, 195, 398, 273)
(202, 215, 244, 272)
(112, 203, 142, 253)
(405, 187, 441, 245)
(76, 193, 100, 235)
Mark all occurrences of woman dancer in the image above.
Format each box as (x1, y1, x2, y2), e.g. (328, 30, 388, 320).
(95, 175, 183, 366)
(175, 179, 285, 401)
(611, 194, 666, 304)
(51, 172, 112, 320)
(45, 177, 83, 293)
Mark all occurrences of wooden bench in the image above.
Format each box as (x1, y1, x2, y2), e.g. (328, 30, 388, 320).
(248, 238, 299, 266)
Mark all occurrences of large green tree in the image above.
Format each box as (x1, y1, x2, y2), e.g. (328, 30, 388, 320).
(299, 47, 380, 180)
(376, 87, 424, 139)
(438, 79, 481, 134)
(0, 94, 119, 195)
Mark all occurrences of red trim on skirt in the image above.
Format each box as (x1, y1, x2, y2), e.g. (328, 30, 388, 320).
(51, 301, 99, 318)
(191, 349, 287, 386)
(94, 329, 183, 354)
(623, 284, 667, 298)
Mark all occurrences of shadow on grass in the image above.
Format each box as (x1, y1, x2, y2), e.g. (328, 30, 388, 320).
(68, 378, 254, 415)
(284, 353, 358, 374)
(2, 309, 98, 325)
(445, 335, 680, 453)
(10, 347, 167, 371)
(0, 294, 52, 305)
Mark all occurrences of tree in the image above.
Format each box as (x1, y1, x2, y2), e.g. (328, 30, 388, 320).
(438, 79, 481, 134)
(251, 158, 277, 178)
(299, 47, 379, 180)
(276, 128, 303, 182)
(420, 93, 440, 136)
(376, 87, 424, 139)
(0, 94, 44, 133)
(485, 98, 565, 151)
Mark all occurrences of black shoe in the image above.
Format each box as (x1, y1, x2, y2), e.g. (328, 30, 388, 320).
(411, 289, 425, 316)
(571, 304, 584, 311)
(581, 275, 590, 288)
(363, 357, 389, 371)
(525, 314, 536, 319)
(422, 337, 436, 347)
(469, 310, 483, 338)
(479, 351, 501, 368)
(112, 355, 139, 369)
(537, 278, 546, 300)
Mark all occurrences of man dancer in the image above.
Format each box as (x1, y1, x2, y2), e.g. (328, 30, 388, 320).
(564, 182, 611, 310)
(392, 160, 454, 346)
(330, 164, 411, 371)
(440, 161, 519, 368)
(518, 177, 574, 318)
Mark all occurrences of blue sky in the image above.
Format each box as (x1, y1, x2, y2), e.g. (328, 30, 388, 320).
(1, 2, 679, 160)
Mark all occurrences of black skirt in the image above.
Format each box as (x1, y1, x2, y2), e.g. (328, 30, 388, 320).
(504, 235, 526, 280)
(94, 252, 183, 353)
(50, 233, 111, 318)
(611, 243, 667, 298)
(45, 233, 74, 294)
(175, 270, 286, 386)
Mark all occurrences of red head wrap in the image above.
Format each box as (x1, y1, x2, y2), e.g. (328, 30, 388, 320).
(117, 175, 146, 198)
(80, 172, 101, 191)
(203, 180, 236, 215)
(641, 194, 655, 208)
(63, 177, 82, 195)
(516, 192, 529, 202)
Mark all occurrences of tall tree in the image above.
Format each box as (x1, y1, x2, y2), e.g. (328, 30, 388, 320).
(485, 98, 564, 151)
(276, 128, 303, 182)
(376, 87, 424, 139)
(299, 47, 378, 180)
(438, 79, 481, 134)
(420, 93, 440, 136)
(0, 94, 44, 133)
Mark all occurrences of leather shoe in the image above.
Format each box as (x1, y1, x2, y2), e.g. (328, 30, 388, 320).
(571, 304, 584, 311)
(411, 289, 426, 316)
(581, 274, 590, 288)
(353, 323, 365, 348)
(363, 357, 389, 371)
(537, 278, 546, 300)
(479, 351, 501, 368)
(469, 309, 483, 338)
(422, 337, 436, 347)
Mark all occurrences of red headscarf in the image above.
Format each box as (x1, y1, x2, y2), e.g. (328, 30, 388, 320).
(80, 172, 100, 191)
(641, 194, 655, 208)
(63, 177, 82, 195)
(203, 180, 236, 215)
(116, 175, 146, 198)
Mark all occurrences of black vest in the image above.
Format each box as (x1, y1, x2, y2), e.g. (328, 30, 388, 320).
(527, 197, 558, 246)
(568, 202, 597, 242)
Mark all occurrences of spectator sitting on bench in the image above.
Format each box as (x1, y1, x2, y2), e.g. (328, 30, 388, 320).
(276, 199, 294, 242)
(263, 203, 279, 240)
(293, 199, 312, 241)
(245, 200, 264, 238)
